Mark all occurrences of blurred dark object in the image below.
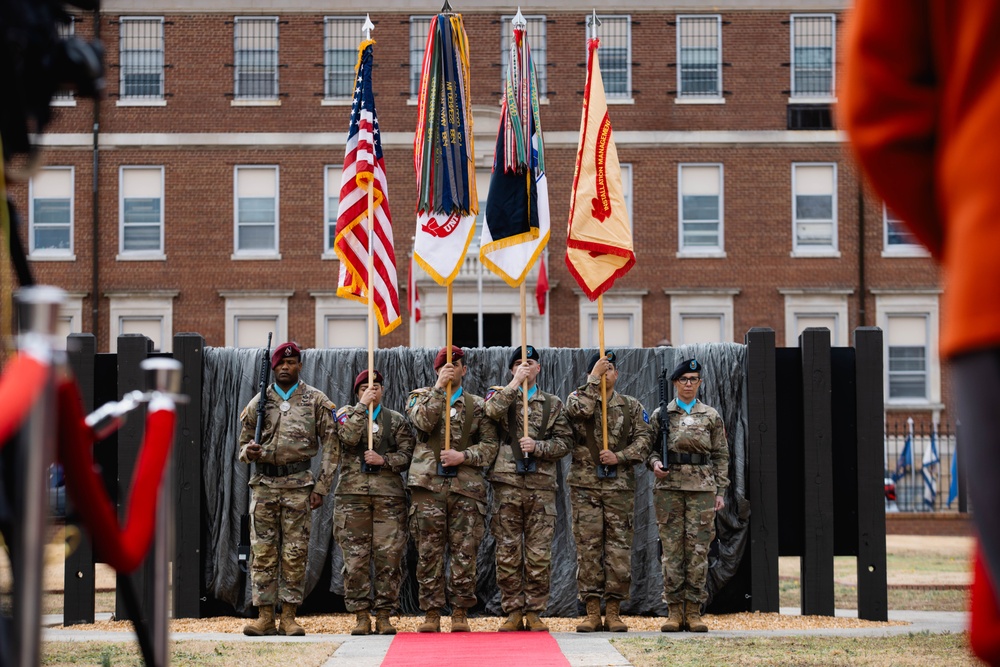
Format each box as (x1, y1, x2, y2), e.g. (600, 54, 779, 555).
(0, 0, 104, 162)
(49, 463, 65, 518)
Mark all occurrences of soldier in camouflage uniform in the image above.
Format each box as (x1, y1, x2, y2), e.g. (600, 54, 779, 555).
(484, 345, 573, 632)
(334, 369, 415, 636)
(647, 358, 729, 633)
(237, 342, 339, 637)
(566, 350, 652, 633)
(406, 346, 499, 633)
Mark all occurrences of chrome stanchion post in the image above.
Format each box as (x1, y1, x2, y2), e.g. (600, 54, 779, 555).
(12, 286, 65, 667)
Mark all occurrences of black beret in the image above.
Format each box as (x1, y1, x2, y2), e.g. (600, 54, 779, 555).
(586, 350, 617, 371)
(670, 358, 703, 382)
(508, 345, 540, 368)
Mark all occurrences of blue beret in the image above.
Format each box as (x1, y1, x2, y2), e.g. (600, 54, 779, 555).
(670, 358, 703, 382)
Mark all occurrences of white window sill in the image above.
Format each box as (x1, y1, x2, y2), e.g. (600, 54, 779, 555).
(791, 249, 841, 259)
(50, 99, 77, 107)
(675, 97, 725, 105)
(116, 252, 166, 261)
(116, 99, 167, 107)
(321, 251, 340, 260)
(606, 97, 635, 105)
(788, 96, 837, 105)
(321, 99, 353, 106)
(406, 98, 419, 106)
(231, 99, 282, 107)
(884, 401, 945, 412)
(882, 247, 932, 259)
(231, 252, 283, 260)
(28, 253, 76, 262)
(676, 250, 727, 259)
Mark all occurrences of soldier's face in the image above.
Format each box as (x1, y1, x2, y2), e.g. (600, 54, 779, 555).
(674, 374, 701, 402)
(274, 357, 301, 387)
(510, 358, 540, 384)
(356, 382, 383, 404)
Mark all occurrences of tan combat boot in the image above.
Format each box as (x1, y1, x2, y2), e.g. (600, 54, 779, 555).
(498, 611, 523, 632)
(375, 610, 397, 635)
(417, 609, 441, 633)
(450, 607, 471, 632)
(242, 604, 277, 636)
(685, 606, 708, 633)
(524, 612, 549, 632)
(604, 599, 628, 632)
(660, 604, 684, 632)
(351, 610, 371, 636)
(277, 603, 306, 636)
(575, 597, 602, 633)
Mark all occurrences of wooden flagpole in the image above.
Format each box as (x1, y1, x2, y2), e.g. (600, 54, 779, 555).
(598, 294, 608, 451)
(444, 284, 453, 450)
(520, 283, 529, 440)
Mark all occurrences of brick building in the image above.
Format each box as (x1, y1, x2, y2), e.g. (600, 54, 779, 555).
(7, 0, 947, 422)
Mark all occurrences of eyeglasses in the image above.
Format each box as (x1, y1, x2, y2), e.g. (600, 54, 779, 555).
(676, 377, 701, 385)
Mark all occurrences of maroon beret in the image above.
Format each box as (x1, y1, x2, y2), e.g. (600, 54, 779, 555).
(353, 369, 385, 395)
(270, 342, 301, 369)
(433, 345, 465, 370)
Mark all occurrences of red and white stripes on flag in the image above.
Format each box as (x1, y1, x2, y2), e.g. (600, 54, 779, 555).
(408, 257, 422, 323)
(334, 39, 401, 335)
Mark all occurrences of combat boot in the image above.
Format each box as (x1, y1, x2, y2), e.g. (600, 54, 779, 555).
(604, 599, 628, 632)
(660, 604, 684, 632)
(524, 612, 549, 632)
(242, 605, 277, 636)
(685, 607, 708, 633)
(498, 611, 523, 632)
(277, 603, 306, 636)
(375, 610, 397, 635)
(575, 597, 602, 633)
(351, 610, 371, 636)
(450, 607, 471, 632)
(417, 609, 441, 633)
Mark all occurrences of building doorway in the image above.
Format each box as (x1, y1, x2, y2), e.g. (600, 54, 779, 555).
(452, 313, 512, 348)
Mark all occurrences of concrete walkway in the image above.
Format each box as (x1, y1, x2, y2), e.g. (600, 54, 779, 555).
(41, 609, 968, 667)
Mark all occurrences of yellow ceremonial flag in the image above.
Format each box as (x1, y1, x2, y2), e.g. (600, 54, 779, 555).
(565, 37, 635, 301)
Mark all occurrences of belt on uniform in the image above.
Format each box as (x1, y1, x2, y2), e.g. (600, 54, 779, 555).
(257, 459, 311, 477)
(666, 452, 708, 465)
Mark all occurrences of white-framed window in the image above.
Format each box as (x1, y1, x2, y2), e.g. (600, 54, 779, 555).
(678, 163, 723, 254)
(234, 166, 279, 258)
(790, 14, 835, 100)
(119, 17, 164, 101)
(118, 166, 164, 258)
(324, 16, 366, 101)
(677, 15, 721, 100)
(577, 290, 646, 347)
(668, 291, 737, 345)
(107, 292, 177, 353)
(883, 203, 929, 257)
(408, 16, 433, 100)
(222, 292, 291, 347)
(52, 18, 76, 105)
(620, 163, 634, 232)
(792, 163, 838, 255)
(234, 16, 279, 101)
(324, 165, 343, 256)
(501, 14, 547, 99)
(593, 15, 631, 100)
(29, 167, 74, 259)
(313, 293, 370, 348)
(781, 290, 850, 347)
(874, 290, 942, 408)
(469, 168, 493, 253)
(54, 293, 85, 351)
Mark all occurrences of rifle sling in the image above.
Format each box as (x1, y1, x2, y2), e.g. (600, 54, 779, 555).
(427, 397, 474, 457)
(584, 395, 630, 466)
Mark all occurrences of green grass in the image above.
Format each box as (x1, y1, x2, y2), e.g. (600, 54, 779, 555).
(41, 641, 337, 667)
(614, 632, 976, 667)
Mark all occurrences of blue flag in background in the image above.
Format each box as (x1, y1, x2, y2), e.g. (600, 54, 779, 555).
(922, 431, 940, 509)
(893, 434, 913, 482)
(948, 446, 959, 508)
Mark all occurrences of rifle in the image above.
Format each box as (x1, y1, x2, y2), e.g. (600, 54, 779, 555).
(659, 369, 670, 472)
(239, 333, 272, 574)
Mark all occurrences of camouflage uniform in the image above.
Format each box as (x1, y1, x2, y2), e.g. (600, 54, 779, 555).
(647, 400, 729, 607)
(566, 376, 652, 602)
(237, 383, 338, 606)
(334, 402, 415, 614)
(406, 386, 499, 611)
(484, 385, 573, 614)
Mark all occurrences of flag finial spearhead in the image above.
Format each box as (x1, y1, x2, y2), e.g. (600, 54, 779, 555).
(513, 8, 526, 28)
(362, 14, 374, 40)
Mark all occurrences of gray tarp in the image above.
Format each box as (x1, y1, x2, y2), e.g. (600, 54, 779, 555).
(201, 344, 748, 616)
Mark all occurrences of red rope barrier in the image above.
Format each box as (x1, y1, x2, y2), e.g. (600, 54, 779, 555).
(56, 379, 177, 573)
(0, 352, 50, 447)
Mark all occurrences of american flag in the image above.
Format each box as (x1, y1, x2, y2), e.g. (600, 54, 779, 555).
(334, 40, 401, 335)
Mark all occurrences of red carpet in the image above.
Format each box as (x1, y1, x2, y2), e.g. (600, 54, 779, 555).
(381, 632, 570, 667)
